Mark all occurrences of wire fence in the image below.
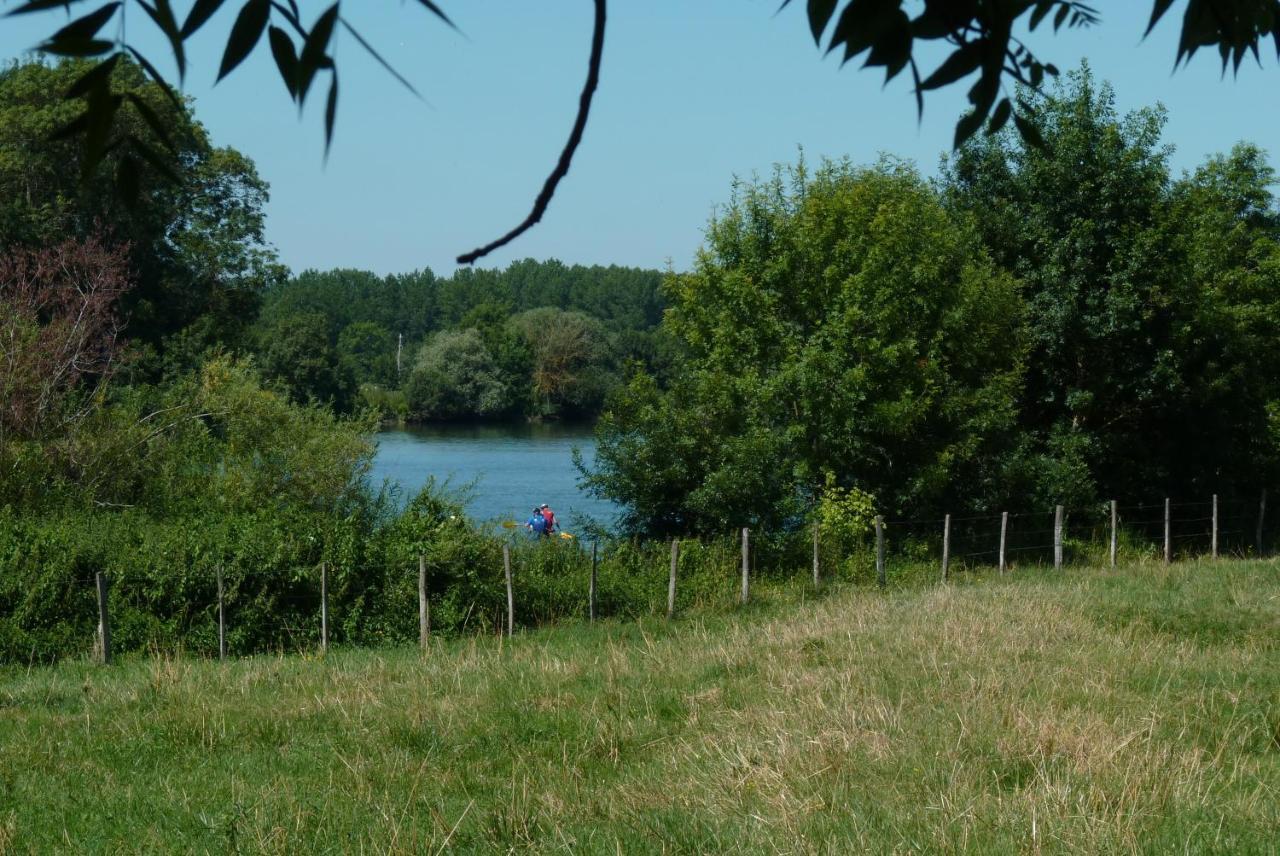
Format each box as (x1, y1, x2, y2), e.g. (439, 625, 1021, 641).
(62, 490, 1278, 665)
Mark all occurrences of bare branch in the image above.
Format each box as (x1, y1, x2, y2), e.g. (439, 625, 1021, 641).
(456, 0, 606, 265)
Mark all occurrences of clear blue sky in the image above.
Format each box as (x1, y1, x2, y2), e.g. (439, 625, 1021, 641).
(2, 2, 1275, 276)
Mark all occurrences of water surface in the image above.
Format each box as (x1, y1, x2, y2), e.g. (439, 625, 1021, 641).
(370, 423, 618, 529)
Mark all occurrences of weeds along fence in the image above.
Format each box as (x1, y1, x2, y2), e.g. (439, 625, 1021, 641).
(1, 491, 1274, 666)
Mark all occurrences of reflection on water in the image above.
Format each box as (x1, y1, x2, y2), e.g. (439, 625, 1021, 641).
(368, 423, 619, 529)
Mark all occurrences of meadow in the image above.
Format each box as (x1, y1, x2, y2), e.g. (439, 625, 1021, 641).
(1, 559, 1277, 853)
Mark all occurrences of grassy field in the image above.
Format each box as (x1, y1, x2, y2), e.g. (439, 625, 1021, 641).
(2, 560, 1278, 853)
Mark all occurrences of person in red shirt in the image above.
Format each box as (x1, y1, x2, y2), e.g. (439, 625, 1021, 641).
(540, 503, 557, 536)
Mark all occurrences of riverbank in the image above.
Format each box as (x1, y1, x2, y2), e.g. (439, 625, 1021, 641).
(4, 559, 1277, 851)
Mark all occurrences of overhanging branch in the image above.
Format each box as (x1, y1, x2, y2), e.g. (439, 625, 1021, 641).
(456, 0, 606, 265)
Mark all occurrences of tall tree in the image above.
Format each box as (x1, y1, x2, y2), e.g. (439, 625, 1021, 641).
(943, 64, 1280, 503)
(584, 158, 1026, 534)
(0, 58, 281, 357)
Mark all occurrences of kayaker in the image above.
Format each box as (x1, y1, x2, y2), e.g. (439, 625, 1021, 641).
(540, 503, 557, 536)
(526, 505, 548, 537)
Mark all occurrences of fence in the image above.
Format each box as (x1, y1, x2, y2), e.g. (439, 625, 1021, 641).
(38, 489, 1280, 665)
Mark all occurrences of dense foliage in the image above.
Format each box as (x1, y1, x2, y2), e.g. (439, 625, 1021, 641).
(253, 260, 675, 422)
(586, 66, 1280, 534)
(6, 53, 1280, 664)
(584, 157, 1026, 534)
(943, 64, 1280, 507)
(0, 58, 283, 370)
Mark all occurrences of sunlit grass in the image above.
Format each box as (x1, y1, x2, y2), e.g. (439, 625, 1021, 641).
(2, 559, 1277, 852)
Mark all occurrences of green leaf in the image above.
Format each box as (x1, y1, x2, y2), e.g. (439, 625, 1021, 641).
(182, 0, 227, 38)
(828, 0, 902, 65)
(136, 0, 187, 82)
(6, 0, 94, 15)
(269, 0, 305, 37)
(919, 42, 982, 90)
(65, 52, 121, 98)
(953, 107, 985, 148)
(863, 9, 912, 81)
(268, 25, 299, 98)
(218, 0, 271, 82)
(407, 0, 456, 30)
(129, 134, 184, 185)
(82, 89, 123, 179)
(910, 6, 951, 39)
(48, 2, 120, 42)
(40, 38, 116, 57)
(324, 71, 338, 157)
(1013, 110, 1046, 150)
(125, 46, 184, 112)
(125, 92, 176, 153)
(1053, 4, 1069, 30)
(339, 19, 421, 98)
(1028, 1, 1054, 31)
(987, 97, 1012, 133)
(48, 110, 92, 141)
(297, 3, 340, 105)
(806, 0, 838, 44)
(1146, 0, 1172, 37)
(117, 153, 141, 208)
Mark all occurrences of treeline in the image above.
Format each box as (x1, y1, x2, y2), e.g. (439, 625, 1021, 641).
(583, 64, 1280, 535)
(250, 261, 677, 422)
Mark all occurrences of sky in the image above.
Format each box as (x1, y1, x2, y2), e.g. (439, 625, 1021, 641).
(2, 2, 1276, 277)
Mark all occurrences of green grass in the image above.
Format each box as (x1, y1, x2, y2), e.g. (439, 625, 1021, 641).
(2, 560, 1278, 853)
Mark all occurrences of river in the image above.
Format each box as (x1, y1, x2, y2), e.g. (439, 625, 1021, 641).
(368, 423, 620, 529)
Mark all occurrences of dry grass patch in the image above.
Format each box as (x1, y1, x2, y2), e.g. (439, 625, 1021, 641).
(0, 560, 1277, 852)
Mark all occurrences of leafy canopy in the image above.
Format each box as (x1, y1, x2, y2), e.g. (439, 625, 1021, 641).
(583, 157, 1026, 535)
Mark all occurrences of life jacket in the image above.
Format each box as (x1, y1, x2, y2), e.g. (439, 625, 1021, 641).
(541, 508, 556, 531)
(529, 513, 546, 534)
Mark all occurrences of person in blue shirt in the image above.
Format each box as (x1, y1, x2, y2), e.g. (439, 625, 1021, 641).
(526, 506, 548, 537)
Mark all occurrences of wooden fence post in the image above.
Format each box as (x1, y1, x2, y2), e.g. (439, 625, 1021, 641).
(95, 572, 111, 666)
(667, 539, 679, 619)
(1054, 505, 1064, 570)
(998, 512, 1008, 575)
(941, 514, 951, 583)
(217, 564, 226, 661)
(741, 527, 750, 605)
(419, 554, 430, 649)
(503, 544, 514, 637)
(589, 541, 598, 623)
(1164, 498, 1172, 566)
(1109, 500, 1117, 569)
(812, 521, 820, 588)
(1212, 494, 1219, 560)
(320, 561, 329, 653)
(1258, 489, 1267, 557)
(875, 516, 885, 588)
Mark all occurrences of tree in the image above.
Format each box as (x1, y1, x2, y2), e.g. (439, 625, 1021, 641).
(942, 64, 1280, 504)
(336, 320, 395, 387)
(404, 329, 512, 421)
(0, 58, 281, 357)
(254, 311, 356, 413)
(12, 1, 1279, 262)
(509, 307, 612, 419)
(583, 158, 1026, 535)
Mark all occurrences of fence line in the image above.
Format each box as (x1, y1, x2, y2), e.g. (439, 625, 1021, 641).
(54, 489, 1280, 664)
